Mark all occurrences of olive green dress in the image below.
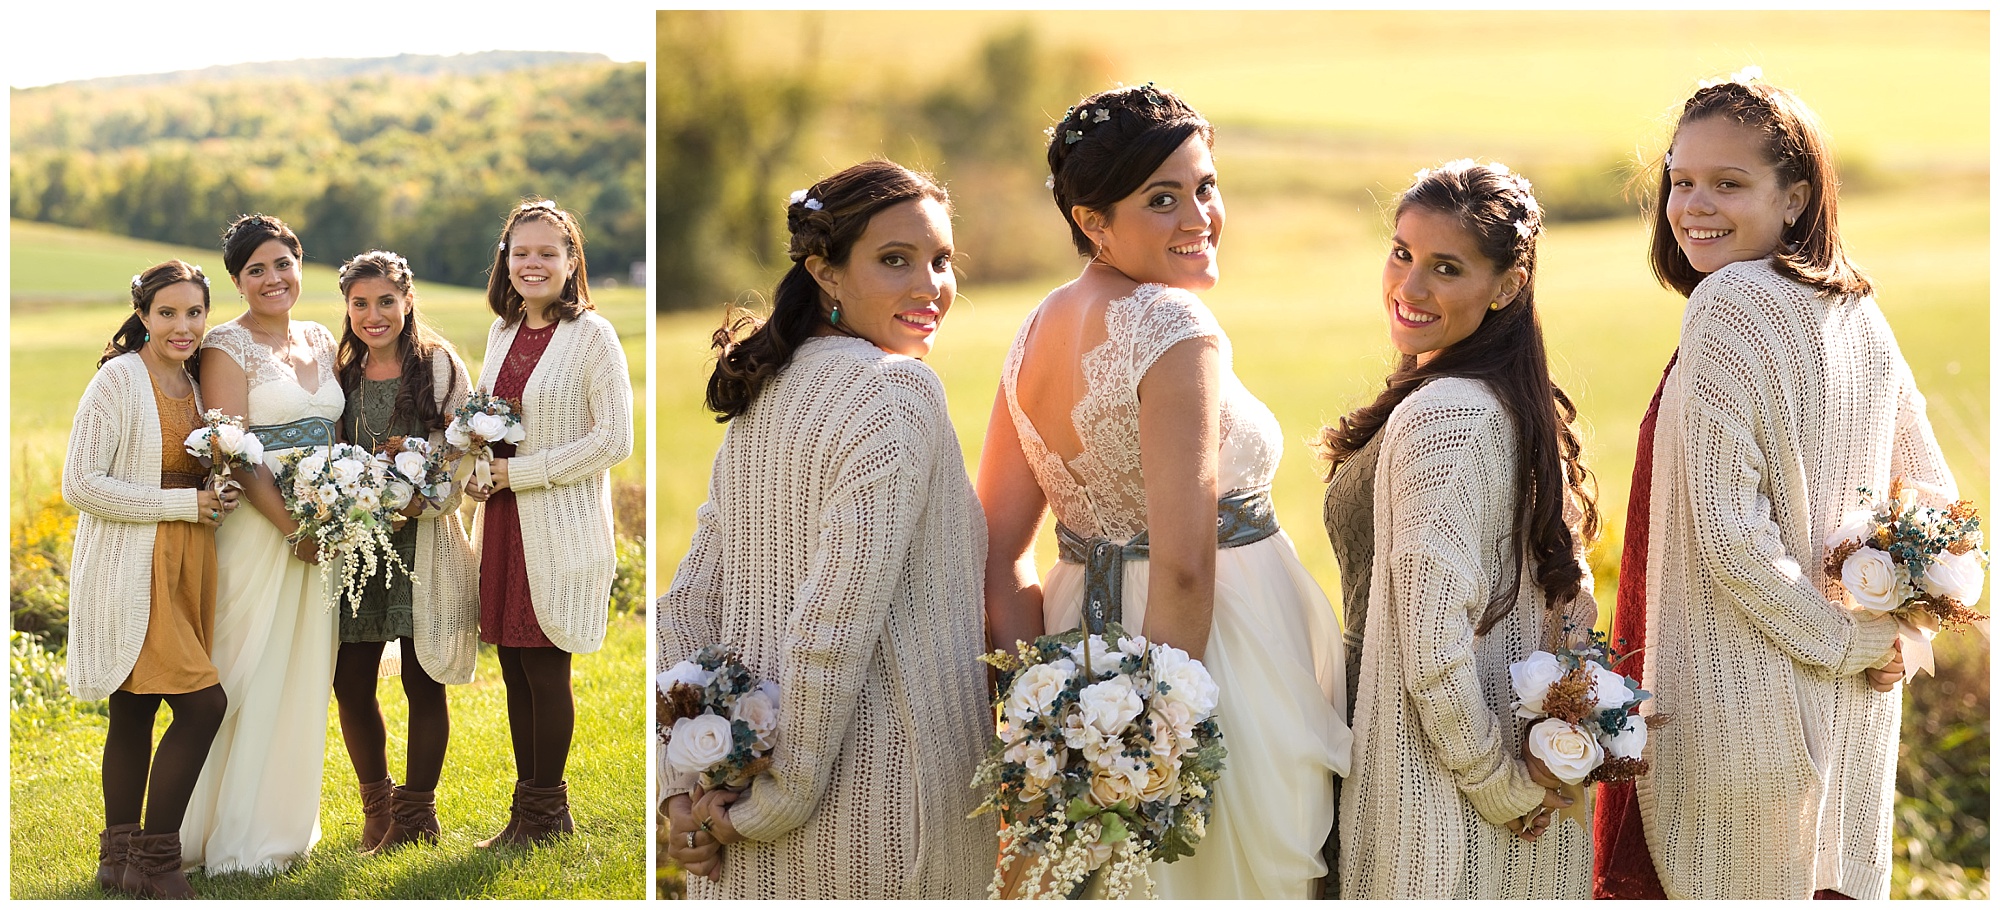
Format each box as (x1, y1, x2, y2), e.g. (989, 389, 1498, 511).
(338, 375, 422, 642)
(1317, 429, 1384, 899)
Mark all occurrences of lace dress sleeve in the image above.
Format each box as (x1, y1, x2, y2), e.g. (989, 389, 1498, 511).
(1125, 285, 1224, 384)
(200, 322, 255, 372)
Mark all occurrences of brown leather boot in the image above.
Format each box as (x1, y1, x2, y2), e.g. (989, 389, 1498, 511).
(358, 776, 396, 852)
(96, 822, 141, 893)
(475, 781, 527, 849)
(514, 780, 576, 847)
(121, 831, 195, 899)
(373, 786, 441, 851)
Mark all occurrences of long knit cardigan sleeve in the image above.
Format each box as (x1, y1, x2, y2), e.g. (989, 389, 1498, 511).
(472, 312, 632, 652)
(63, 353, 204, 700)
(411, 346, 478, 682)
(1339, 377, 1596, 899)
(658, 337, 996, 898)
(1637, 259, 1943, 900)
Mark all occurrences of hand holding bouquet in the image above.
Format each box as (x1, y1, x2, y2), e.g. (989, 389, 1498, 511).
(973, 624, 1226, 900)
(444, 391, 525, 490)
(657, 645, 779, 792)
(376, 435, 453, 518)
(183, 409, 264, 495)
(1825, 477, 1989, 680)
(1509, 631, 1659, 787)
(273, 442, 411, 614)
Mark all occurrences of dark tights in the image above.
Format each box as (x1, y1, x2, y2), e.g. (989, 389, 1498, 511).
(332, 638, 449, 790)
(496, 646, 573, 786)
(103, 684, 227, 833)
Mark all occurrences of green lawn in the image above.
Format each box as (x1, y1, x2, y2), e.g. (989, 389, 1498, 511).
(9, 614, 648, 899)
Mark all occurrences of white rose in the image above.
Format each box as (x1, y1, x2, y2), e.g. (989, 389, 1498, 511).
(468, 412, 510, 442)
(664, 714, 735, 777)
(1061, 711, 1117, 764)
(1828, 509, 1878, 550)
(214, 423, 244, 453)
(393, 450, 428, 483)
(1602, 719, 1648, 760)
(1116, 634, 1148, 658)
(1586, 661, 1633, 712)
(329, 458, 365, 487)
(1149, 644, 1219, 721)
(1022, 740, 1062, 788)
(353, 487, 381, 513)
(382, 481, 413, 512)
(1509, 650, 1566, 717)
(183, 427, 209, 457)
(1920, 549, 1986, 606)
(1066, 634, 1120, 677)
(657, 660, 717, 692)
(503, 421, 527, 444)
(445, 419, 472, 447)
(1841, 547, 1910, 613)
(730, 681, 780, 751)
(238, 433, 264, 465)
(315, 483, 342, 507)
(1076, 675, 1144, 737)
(1006, 659, 1077, 728)
(299, 452, 328, 479)
(1526, 718, 1605, 785)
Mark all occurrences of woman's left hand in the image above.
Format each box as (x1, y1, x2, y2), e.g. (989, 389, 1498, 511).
(695, 787, 744, 846)
(488, 458, 510, 492)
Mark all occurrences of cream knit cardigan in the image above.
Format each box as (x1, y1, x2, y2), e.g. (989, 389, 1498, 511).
(659, 336, 996, 899)
(406, 347, 479, 682)
(63, 353, 206, 701)
(1636, 260, 1947, 900)
(1338, 377, 1597, 899)
(470, 312, 631, 653)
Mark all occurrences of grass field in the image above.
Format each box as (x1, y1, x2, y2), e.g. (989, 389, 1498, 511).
(10, 614, 648, 899)
(7, 218, 647, 525)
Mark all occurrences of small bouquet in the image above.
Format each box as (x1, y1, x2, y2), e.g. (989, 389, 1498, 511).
(376, 435, 453, 515)
(182, 409, 264, 494)
(1509, 631, 1659, 786)
(1824, 477, 1989, 679)
(972, 624, 1225, 900)
(444, 391, 525, 490)
(273, 442, 411, 614)
(657, 644, 779, 792)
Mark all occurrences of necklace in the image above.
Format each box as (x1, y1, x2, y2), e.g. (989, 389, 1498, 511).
(247, 319, 296, 373)
(353, 376, 400, 452)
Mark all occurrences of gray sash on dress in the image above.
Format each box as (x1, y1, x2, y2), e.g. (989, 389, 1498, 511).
(1055, 486, 1281, 635)
(252, 416, 336, 452)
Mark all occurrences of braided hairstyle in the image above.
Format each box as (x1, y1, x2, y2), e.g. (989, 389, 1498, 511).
(101, 260, 212, 384)
(334, 250, 460, 436)
(221, 213, 302, 280)
(703, 160, 951, 421)
(1319, 160, 1599, 633)
(1649, 74, 1868, 299)
(1046, 83, 1214, 256)
(487, 198, 594, 324)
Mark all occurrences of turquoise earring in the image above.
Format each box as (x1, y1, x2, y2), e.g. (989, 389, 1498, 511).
(829, 302, 842, 326)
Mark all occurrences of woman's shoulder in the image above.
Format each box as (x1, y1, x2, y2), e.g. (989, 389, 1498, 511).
(1384, 377, 1507, 442)
(1688, 259, 1818, 321)
(789, 338, 950, 428)
(1128, 283, 1222, 337)
(83, 353, 146, 398)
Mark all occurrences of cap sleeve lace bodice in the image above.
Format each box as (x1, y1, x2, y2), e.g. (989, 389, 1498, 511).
(200, 320, 345, 432)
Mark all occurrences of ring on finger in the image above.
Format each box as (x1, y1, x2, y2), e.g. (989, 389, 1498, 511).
(686, 832, 695, 849)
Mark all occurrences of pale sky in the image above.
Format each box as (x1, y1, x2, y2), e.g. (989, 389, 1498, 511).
(8, 2, 651, 89)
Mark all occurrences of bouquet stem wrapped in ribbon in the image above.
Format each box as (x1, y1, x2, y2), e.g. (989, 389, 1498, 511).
(1509, 630, 1662, 789)
(657, 645, 779, 794)
(1825, 477, 1989, 680)
(183, 409, 264, 497)
(444, 391, 525, 490)
(273, 442, 412, 615)
(972, 623, 1225, 900)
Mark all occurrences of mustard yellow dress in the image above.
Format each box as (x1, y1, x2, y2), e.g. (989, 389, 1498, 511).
(120, 374, 219, 695)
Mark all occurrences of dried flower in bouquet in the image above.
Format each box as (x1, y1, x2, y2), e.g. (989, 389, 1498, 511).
(273, 442, 412, 615)
(657, 644, 779, 792)
(1825, 477, 1989, 679)
(1510, 629, 1662, 786)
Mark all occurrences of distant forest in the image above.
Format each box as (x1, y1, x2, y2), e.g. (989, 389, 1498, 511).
(10, 52, 643, 290)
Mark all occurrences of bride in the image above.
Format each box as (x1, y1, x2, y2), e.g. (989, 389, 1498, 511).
(180, 214, 343, 873)
(977, 83, 1350, 899)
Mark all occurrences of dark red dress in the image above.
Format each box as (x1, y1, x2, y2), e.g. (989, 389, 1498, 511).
(479, 320, 558, 649)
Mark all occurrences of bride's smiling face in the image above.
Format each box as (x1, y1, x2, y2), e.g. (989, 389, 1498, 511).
(1079, 135, 1224, 291)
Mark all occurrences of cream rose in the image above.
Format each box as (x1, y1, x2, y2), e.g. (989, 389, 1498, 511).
(731, 681, 780, 751)
(1006, 658, 1077, 728)
(1022, 740, 1062, 788)
(330, 457, 366, 487)
(1087, 757, 1147, 808)
(353, 487, 381, 513)
(1526, 719, 1605, 785)
(1138, 756, 1180, 802)
(1920, 549, 1986, 606)
(665, 714, 734, 777)
(238, 432, 264, 464)
(1602, 719, 1647, 761)
(213, 423, 244, 454)
(468, 411, 512, 443)
(1841, 547, 1909, 613)
(1585, 661, 1633, 712)
(445, 419, 472, 448)
(657, 660, 717, 692)
(1828, 509, 1878, 550)
(1076, 675, 1144, 737)
(393, 450, 428, 483)
(1149, 644, 1219, 721)
(1509, 650, 1566, 717)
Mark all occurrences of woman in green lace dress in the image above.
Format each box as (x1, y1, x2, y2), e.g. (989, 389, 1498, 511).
(330, 250, 478, 853)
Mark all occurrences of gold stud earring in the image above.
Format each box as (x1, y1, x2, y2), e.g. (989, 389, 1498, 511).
(1488, 300, 1502, 312)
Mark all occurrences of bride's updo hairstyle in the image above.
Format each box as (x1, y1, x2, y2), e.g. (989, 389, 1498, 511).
(704, 159, 951, 421)
(220, 213, 303, 281)
(1648, 72, 1867, 299)
(1320, 160, 1598, 634)
(1046, 83, 1213, 257)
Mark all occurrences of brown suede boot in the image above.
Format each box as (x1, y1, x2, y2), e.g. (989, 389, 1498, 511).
(514, 780, 576, 847)
(358, 776, 396, 852)
(373, 786, 441, 851)
(475, 781, 527, 849)
(96, 822, 141, 893)
(121, 831, 195, 899)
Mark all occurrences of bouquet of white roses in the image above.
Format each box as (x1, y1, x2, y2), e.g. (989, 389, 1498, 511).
(657, 644, 779, 793)
(444, 391, 525, 490)
(972, 623, 1226, 900)
(375, 435, 453, 514)
(273, 442, 411, 615)
(1509, 630, 1659, 786)
(1825, 477, 1988, 679)
(182, 409, 264, 494)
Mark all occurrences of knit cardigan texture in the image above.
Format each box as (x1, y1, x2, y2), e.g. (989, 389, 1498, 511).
(659, 336, 997, 899)
(406, 347, 479, 682)
(1337, 377, 1597, 899)
(470, 312, 631, 653)
(1636, 259, 1947, 900)
(63, 353, 206, 701)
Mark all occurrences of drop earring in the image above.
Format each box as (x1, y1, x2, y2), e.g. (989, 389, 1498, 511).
(829, 300, 842, 326)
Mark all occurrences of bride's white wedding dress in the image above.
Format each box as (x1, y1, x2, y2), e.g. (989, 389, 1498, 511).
(179, 320, 344, 874)
(1001, 283, 1351, 899)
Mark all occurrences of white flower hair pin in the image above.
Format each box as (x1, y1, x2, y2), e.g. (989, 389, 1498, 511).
(1700, 65, 1763, 89)
(1515, 220, 1534, 240)
(130, 274, 143, 289)
(787, 188, 823, 211)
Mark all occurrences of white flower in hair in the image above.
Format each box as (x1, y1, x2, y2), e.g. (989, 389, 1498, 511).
(1515, 220, 1534, 240)
(1046, 174, 1056, 190)
(130, 274, 143, 289)
(787, 188, 808, 207)
(804, 197, 823, 211)
(1700, 65, 1763, 89)
(1092, 108, 1109, 123)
